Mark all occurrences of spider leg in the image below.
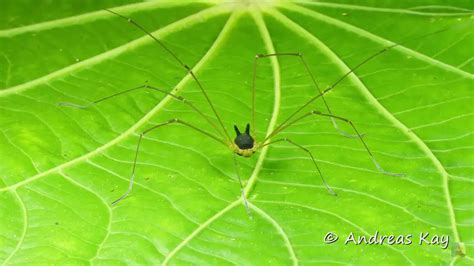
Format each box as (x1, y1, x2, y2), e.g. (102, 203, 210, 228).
(253, 53, 361, 138)
(58, 83, 228, 142)
(232, 153, 252, 218)
(112, 118, 227, 206)
(58, 84, 147, 109)
(261, 21, 468, 143)
(314, 111, 403, 176)
(105, 8, 232, 143)
(265, 110, 403, 177)
(260, 138, 337, 196)
(262, 43, 417, 142)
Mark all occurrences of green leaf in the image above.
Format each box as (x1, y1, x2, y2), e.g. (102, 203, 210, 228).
(1, 0, 473, 265)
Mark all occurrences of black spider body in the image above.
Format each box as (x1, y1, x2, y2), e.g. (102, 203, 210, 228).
(233, 124, 256, 157)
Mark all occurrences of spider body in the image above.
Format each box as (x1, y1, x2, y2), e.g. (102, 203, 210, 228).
(233, 124, 257, 157)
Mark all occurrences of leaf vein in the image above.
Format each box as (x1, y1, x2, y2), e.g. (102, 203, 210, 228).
(0, 6, 232, 192)
(1, 190, 28, 266)
(281, 4, 474, 79)
(268, 8, 463, 258)
(0, 5, 229, 97)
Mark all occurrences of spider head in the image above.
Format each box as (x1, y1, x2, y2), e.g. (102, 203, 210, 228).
(233, 123, 255, 157)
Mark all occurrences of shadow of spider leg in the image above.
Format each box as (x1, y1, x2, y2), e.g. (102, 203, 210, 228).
(262, 110, 403, 186)
(310, 111, 403, 177)
(259, 138, 337, 196)
(59, 84, 252, 213)
(112, 118, 228, 206)
(58, 83, 227, 141)
(58, 84, 231, 205)
(232, 153, 252, 218)
(253, 52, 361, 138)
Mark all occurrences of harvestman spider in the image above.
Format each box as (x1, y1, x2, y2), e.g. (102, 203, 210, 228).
(58, 8, 425, 215)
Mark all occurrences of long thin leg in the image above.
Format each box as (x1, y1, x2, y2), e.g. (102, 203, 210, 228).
(264, 39, 421, 142)
(112, 118, 227, 206)
(232, 153, 252, 218)
(253, 53, 359, 138)
(58, 83, 228, 143)
(263, 110, 403, 176)
(271, 18, 474, 133)
(259, 138, 337, 195)
(105, 8, 232, 143)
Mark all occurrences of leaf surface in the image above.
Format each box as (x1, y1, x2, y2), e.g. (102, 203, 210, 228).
(1, 0, 473, 265)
